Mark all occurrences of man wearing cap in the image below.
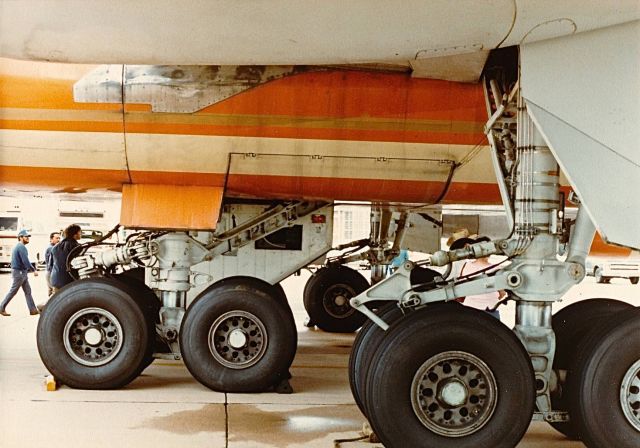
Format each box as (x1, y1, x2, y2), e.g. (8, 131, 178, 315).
(0, 229, 39, 316)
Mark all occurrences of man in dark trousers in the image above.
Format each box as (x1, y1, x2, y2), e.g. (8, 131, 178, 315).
(49, 224, 82, 293)
(0, 229, 39, 316)
(44, 231, 61, 296)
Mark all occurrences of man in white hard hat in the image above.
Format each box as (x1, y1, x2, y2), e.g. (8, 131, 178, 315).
(0, 229, 39, 316)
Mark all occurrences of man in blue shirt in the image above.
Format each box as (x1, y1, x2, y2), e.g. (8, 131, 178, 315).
(0, 229, 39, 316)
(44, 231, 61, 296)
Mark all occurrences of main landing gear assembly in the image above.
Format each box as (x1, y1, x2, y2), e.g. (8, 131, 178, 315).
(37, 202, 325, 393)
(346, 80, 640, 447)
(37, 273, 298, 392)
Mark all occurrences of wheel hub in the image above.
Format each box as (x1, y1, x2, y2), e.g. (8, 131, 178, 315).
(621, 358, 640, 431)
(334, 294, 347, 307)
(228, 329, 248, 349)
(323, 283, 357, 319)
(411, 351, 498, 437)
(439, 379, 468, 407)
(63, 307, 123, 367)
(208, 310, 268, 369)
(83, 327, 103, 346)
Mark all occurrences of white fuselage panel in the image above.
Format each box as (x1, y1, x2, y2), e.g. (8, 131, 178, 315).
(521, 20, 640, 249)
(1, 1, 638, 66)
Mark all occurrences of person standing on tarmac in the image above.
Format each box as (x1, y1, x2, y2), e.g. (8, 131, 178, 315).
(49, 224, 82, 294)
(449, 236, 506, 320)
(0, 229, 40, 316)
(44, 231, 61, 296)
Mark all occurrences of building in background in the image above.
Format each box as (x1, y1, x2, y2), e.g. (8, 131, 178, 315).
(332, 203, 371, 246)
(0, 193, 121, 269)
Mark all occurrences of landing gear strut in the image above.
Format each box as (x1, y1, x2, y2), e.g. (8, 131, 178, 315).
(347, 78, 640, 446)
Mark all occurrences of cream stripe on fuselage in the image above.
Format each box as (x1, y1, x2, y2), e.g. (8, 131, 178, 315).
(0, 129, 493, 183)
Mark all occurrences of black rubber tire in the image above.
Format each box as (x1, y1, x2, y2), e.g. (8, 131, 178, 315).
(364, 305, 535, 448)
(112, 271, 163, 373)
(114, 266, 146, 284)
(568, 307, 640, 448)
(113, 269, 161, 322)
(180, 282, 297, 392)
(272, 282, 288, 306)
(207, 276, 291, 312)
(349, 303, 406, 416)
(303, 265, 369, 333)
(199, 277, 294, 333)
(550, 298, 634, 439)
(630, 277, 639, 285)
(350, 267, 443, 416)
(37, 278, 150, 389)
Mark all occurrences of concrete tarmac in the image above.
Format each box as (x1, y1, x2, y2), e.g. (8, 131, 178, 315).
(0, 270, 636, 447)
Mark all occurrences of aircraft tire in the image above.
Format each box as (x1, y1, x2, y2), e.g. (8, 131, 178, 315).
(350, 268, 449, 416)
(180, 283, 297, 392)
(348, 303, 405, 416)
(112, 271, 164, 374)
(37, 278, 150, 389)
(568, 307, 640, 448)
(303, 265, 369, 333)
(550, 298, 635, 439)
(364, 305, 535, 448)
(205, 276, 291, 312)
(630, 277, 639, 285)
(113, 269, 161, 322)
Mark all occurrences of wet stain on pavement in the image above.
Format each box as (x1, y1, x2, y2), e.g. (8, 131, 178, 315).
(228, 404, 362, 446)
(136, 403, 363, 446)
(135, 403, 226, 435)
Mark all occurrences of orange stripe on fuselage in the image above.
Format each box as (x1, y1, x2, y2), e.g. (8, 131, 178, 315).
(0, 75, 120, 111)
(0, 120, 123, 133)
(140, 171, 501, 204)
(131, 171, 501, 204)
(122, 122, 485, 145)
(1, 70, 487, 144)
(224, 173, 501, 204)
(198, 71, 486, 122)
(0, 165, 501, 204)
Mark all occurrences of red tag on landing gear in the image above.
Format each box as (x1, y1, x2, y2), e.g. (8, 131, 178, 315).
(311, 214, 326, 224)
